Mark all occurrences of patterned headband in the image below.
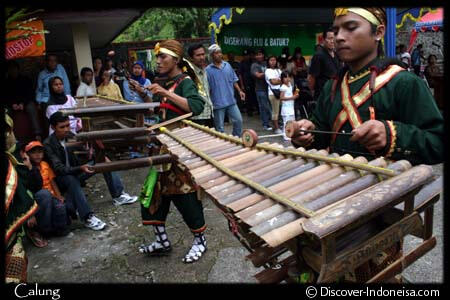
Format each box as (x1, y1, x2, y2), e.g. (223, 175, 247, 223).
(334, 8, 382, 26)
(154, 42, 180, 58)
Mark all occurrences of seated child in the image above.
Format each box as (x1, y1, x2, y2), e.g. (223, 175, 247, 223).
(22, 141, 71, 240)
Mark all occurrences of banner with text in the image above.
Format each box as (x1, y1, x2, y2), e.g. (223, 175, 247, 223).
(218, 24, 327, 57)
(6, 20, 46, 60)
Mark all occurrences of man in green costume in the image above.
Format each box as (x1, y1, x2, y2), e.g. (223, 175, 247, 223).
(136, 39, 207, 264)
(291, 7, 444, 166)
(4, 113, 39, 283)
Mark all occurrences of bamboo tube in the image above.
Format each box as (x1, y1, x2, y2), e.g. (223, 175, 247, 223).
(161, 126, 316, 216)
(227, 150, 330, 212)
(230, 160, 319, 213)
(199, 154, 282, 188)
(304, 160, 412, 212)
(213, 159, 304, 200)
(182, 120, 244, 145)
(234, 199, 279, 221)
(254, 143, 396, 177)
(242, 154, 354, 226)
(217, 159, 307, 204)
(189, 148, 260, 174)
(303, 164, 432, 239)
(90, 154, 172, 173)
(201, 145, 304, 191)
(147, 112, 193, 130)
(170, 138, 231, 159)
(205, 155, 293, 193)
(76, 127, 149, 141)
(61, 102, 160, 117)
(260, 218, 306, 248)
(193, 148, 267, 180)
(260, 160, 414, 248)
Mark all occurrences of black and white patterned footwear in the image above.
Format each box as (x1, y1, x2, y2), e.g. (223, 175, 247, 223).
(182, 232, 207, 263)
(139, 225, 172, 256)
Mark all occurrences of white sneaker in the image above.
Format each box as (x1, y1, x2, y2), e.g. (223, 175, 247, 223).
(84, 214, 106, 231)
(113, 192, 138, 206)
(263, 126, 273, 131)
(274, 128, 283, 134)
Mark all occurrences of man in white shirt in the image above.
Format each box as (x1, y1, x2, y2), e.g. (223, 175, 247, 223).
(399, 44, 411, 70)
(76, 67, 96, 97)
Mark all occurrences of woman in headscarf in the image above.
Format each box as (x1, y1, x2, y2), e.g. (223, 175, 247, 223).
(137, 39, 207, 264)
(122, 60, 152, 103)
(45, 76, 82, 136)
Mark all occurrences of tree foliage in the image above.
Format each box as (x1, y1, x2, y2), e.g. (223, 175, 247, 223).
(6, 8, 49, 42)
(114, 8, 217, 42)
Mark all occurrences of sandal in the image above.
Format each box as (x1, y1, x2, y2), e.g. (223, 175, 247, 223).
(138, 243, 172, 256)
(138, 225, 172, 256)
(26, 229, 48, 248)
(182, 233, 207, 263)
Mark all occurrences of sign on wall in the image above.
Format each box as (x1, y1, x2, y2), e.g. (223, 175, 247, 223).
(6, 20, 46, 60)
(218, 23, 328, 57)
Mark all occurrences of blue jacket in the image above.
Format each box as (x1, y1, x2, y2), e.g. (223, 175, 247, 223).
(36, 64, 71, 103)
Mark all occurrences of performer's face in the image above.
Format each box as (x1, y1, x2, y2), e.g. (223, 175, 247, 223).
(156, 53, 177, 75)
(332, 12, 384, 64)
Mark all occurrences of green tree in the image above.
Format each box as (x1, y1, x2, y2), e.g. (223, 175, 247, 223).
(114, 8, 217, 42)
(6, 8, 49, 42)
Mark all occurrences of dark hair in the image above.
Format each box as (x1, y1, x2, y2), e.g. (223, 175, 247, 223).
(427, 54, 437, 64)
(100, 67, 112, 79)
(93, 57, 102, 64)
(293, 47, 302, 55)
(7, 60, 20, 70)
(418, 44, 423, 48)
(188, 43, 205, 58)
(267, 55, 277, 67)
(322, 27, 334, 39)
(281, 46, 290, 56)
(48, 76, 64, 91)
(45, 53, 58, 61)
(80, 67, 93, 77)
(370, 24, 385, 57)
(49, 111, 69, 126)
(280, 70, 290, 81)
(105, 57, 113, 64)
(256, 48, 265, 55)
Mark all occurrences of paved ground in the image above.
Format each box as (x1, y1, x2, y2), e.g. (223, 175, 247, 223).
(25, 113, 444, 283)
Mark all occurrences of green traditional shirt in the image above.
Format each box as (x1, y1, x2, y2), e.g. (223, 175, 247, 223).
(153, 73, 205, 121)
(307, 60, 444, 165)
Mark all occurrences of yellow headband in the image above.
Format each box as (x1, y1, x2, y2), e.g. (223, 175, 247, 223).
(335, 8, 381, 26)
(154, 42, 180, 58)
(5, 113, 13, 128)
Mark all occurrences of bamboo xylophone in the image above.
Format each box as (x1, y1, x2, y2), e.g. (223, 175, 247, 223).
(155, 120, 441, 283)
